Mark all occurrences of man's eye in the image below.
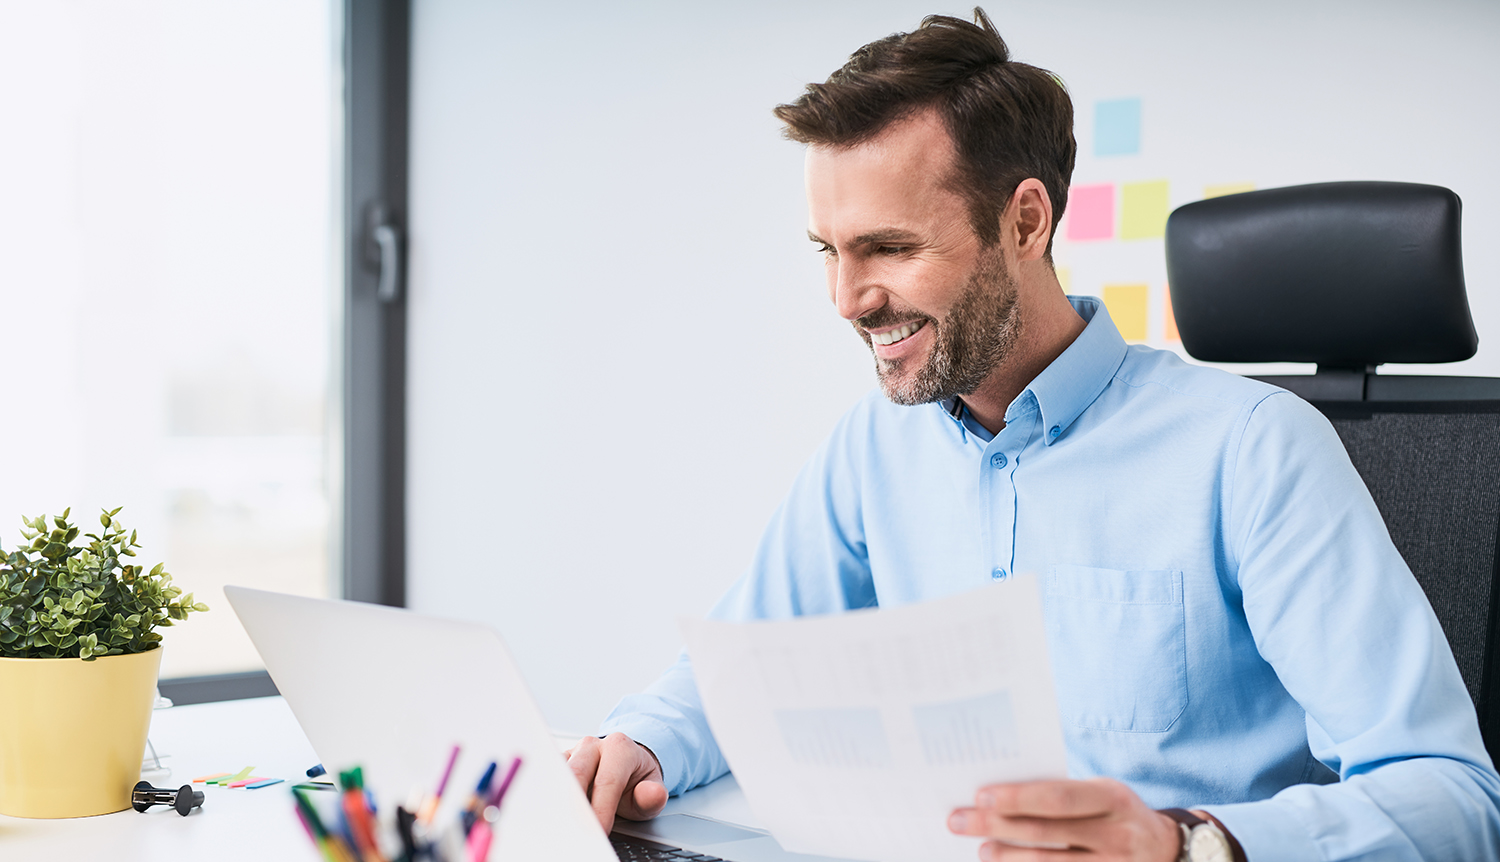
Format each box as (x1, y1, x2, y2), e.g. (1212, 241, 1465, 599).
(816, 243, 837, 257)
(877, 245, 908, 256)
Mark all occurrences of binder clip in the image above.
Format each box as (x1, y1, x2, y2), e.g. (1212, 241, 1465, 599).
(132, 780, 205, 816)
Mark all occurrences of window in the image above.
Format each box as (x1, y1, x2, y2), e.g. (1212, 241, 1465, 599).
(0, 1, 343, 679)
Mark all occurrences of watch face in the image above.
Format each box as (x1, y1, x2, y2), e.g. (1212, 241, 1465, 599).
(1188, 825, 1234, 862)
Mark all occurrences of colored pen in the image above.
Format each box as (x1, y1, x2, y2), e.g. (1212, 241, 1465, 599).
(461, 761, 498, 835)
(418, 744, 462, 825)
(339, 768, 384, 862)
(394, 805, 419, 861)
(294, 787, 359, 862)
(487, 757, 521, 809)
(467, 759, 520, 862)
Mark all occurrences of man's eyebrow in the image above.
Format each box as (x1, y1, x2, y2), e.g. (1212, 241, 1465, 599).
(853, 228, 921, 246)
(805, 229, 922, 247)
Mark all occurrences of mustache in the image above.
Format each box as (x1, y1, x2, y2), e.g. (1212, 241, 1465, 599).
(854, 307, 933, 332)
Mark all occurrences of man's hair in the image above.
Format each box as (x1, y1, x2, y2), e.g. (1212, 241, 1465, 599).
(773, 8, 1075, 253)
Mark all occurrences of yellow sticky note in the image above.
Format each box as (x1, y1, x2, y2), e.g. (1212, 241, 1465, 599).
(1120, 180, 1169, 240)
(1163, 285, 1180, 342)
(1056, 266, 1071, 293)
(1103, 284, 1149, 341)
(1204, 182, 1255, 199)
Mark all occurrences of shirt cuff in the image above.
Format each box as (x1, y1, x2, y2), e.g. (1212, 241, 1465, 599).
(596, 711, 692, 797)
(1200, 799, 1321, 862)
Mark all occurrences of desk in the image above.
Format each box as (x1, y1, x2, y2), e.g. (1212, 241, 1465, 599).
(0, 696, 760, 860)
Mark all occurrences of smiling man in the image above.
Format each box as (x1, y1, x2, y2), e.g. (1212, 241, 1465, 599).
(567, 10, 1500, 861)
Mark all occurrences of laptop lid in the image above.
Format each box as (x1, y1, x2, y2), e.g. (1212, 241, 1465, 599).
(224, 585, 616, 862)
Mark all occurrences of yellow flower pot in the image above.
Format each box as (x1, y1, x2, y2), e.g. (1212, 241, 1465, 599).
(0, 646, 162, 818)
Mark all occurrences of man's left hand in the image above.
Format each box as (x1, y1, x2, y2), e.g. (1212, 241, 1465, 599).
(947, 777, 1181, 861)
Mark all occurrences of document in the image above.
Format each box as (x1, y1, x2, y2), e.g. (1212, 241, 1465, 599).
(680, 576, 1066, 862)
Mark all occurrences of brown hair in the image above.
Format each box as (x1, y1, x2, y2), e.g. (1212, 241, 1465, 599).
(774, 8, 1075, 253)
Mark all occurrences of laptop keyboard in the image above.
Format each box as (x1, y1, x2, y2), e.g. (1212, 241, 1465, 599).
(610, 832, 730, 861)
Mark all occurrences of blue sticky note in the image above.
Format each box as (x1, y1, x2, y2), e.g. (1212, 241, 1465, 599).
(1095, 98, 1142, 156)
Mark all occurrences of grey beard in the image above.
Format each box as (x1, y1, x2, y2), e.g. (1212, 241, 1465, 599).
(873, 249, 1023, 406)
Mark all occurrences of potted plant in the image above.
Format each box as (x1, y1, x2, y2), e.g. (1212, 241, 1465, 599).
(0, 508, 207, 818)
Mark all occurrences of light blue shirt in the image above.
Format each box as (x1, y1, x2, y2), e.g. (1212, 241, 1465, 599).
(601, 297, 1500, 861)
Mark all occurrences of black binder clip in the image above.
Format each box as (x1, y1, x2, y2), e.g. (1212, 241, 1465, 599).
(131, 780, 205, 816)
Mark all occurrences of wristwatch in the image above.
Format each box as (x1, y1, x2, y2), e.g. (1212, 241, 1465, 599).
(1159, 808, 1245, 862)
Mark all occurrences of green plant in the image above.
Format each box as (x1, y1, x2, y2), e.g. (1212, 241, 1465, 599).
(0, 508, 207, 660)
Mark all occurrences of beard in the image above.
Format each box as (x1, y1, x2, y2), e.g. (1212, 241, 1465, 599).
(855, 246, 1023, 406)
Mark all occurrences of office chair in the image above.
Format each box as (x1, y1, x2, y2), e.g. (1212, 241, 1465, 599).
(1165, 181, 1500, 762)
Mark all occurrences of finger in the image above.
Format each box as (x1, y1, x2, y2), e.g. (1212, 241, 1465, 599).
(588, 733, 642, 832)
(566, 736, 602, 795)
(979, 840, 1078, 861)
(618, 779, 669, 822)
(975, 778, 1127, 819)
(949, 809, 1099, 849)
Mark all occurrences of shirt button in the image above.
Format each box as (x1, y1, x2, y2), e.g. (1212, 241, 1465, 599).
(1049, 425, 1061, 439)
(990, 452, 1007, 468)
(991, 567, 1008, 580)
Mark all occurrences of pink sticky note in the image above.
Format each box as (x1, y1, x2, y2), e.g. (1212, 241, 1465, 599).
(1066, 183, 1115, 241)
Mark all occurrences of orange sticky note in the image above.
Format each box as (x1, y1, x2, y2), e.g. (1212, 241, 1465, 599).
(193, 773, 231, 783)
(1103, 284, 1150, 341)
(1163, 286, 1180, 341)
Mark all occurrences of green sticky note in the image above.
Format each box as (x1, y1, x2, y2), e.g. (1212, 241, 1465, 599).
(1120, 180, 1170, 240)
(215, 766, 255, 785)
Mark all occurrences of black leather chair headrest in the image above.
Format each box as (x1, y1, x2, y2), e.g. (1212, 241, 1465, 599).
(1164, 181, 1477, 367)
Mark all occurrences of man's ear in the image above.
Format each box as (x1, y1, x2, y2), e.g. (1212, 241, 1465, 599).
(1006, 179, 1054, 262)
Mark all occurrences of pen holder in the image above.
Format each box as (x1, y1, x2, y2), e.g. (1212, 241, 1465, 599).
(0, 648, 163, 818)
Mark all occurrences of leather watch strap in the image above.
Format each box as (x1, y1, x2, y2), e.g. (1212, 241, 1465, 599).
(1195, 810, 1247, 862)
(1159, 808, 1247, 862)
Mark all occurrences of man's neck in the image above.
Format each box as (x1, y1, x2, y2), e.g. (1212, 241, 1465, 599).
(959, 281, 1086, 435)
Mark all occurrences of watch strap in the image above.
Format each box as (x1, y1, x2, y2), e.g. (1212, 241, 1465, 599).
(1159, 808, 1247, 862)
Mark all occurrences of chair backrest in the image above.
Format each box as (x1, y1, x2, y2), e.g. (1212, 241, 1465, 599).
(1166, 181, 1500, 762)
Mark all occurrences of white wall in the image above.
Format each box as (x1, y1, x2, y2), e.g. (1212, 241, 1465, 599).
(407, 0, 1500, 733)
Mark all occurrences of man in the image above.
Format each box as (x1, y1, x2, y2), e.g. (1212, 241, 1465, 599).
(567, 10, 1500, 861)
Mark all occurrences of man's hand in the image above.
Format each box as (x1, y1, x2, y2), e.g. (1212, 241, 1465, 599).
(947, 778, 1181, 861)
(565, 732, 669, 833)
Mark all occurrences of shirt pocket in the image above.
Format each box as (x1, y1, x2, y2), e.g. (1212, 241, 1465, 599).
(1045, 565, 1188, 733)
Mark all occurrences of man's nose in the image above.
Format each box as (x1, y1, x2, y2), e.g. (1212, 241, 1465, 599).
(829, 257, 881, 322)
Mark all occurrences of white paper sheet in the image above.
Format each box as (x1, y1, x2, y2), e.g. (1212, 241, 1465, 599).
(679, 576, 1067, 862)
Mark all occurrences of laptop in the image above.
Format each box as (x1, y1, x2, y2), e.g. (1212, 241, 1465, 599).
(224, 586, 851, 862)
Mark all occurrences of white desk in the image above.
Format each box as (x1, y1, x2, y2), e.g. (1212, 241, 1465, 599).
(0, 696, 760, 860)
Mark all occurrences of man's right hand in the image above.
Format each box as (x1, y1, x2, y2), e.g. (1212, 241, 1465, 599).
(565, 732, 669, 833)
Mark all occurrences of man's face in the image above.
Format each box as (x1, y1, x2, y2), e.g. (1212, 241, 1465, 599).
(805, 110, 1022, 406)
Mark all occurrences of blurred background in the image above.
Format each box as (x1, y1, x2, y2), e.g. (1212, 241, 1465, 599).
(0, 1, 1495, 730)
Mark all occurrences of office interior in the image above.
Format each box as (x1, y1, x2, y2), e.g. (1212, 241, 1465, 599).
(1, 0, 1496, 740)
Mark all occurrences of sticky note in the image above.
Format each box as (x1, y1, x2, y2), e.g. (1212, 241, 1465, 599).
(1066, 184, 1114, 241)
(245, 778, 285, 789)
(1120, 180, 1169, 240)
(1163, 286, 1180, 341)
(1204, 182, 1255, 199)
(213, 766, 255, 786)
(193, 773, 230, 784)
(1094, 98, 1142, 156)
(1056, 267, 1071, 293)
(1103, 284, 1149, 341)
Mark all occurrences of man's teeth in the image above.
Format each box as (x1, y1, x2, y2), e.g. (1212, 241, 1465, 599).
(872, 322, 923, 346)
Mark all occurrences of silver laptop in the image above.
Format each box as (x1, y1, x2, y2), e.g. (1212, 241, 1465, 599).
(225, 586, 851, 862)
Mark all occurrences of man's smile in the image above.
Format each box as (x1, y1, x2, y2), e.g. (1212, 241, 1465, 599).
(868, 320, 927, 346)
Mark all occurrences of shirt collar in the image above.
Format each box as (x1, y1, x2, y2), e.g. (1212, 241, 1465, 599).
(939, 295, 1127, 445)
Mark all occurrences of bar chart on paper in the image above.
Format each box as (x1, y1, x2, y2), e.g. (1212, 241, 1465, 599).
(680, 578, 1068, 862)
